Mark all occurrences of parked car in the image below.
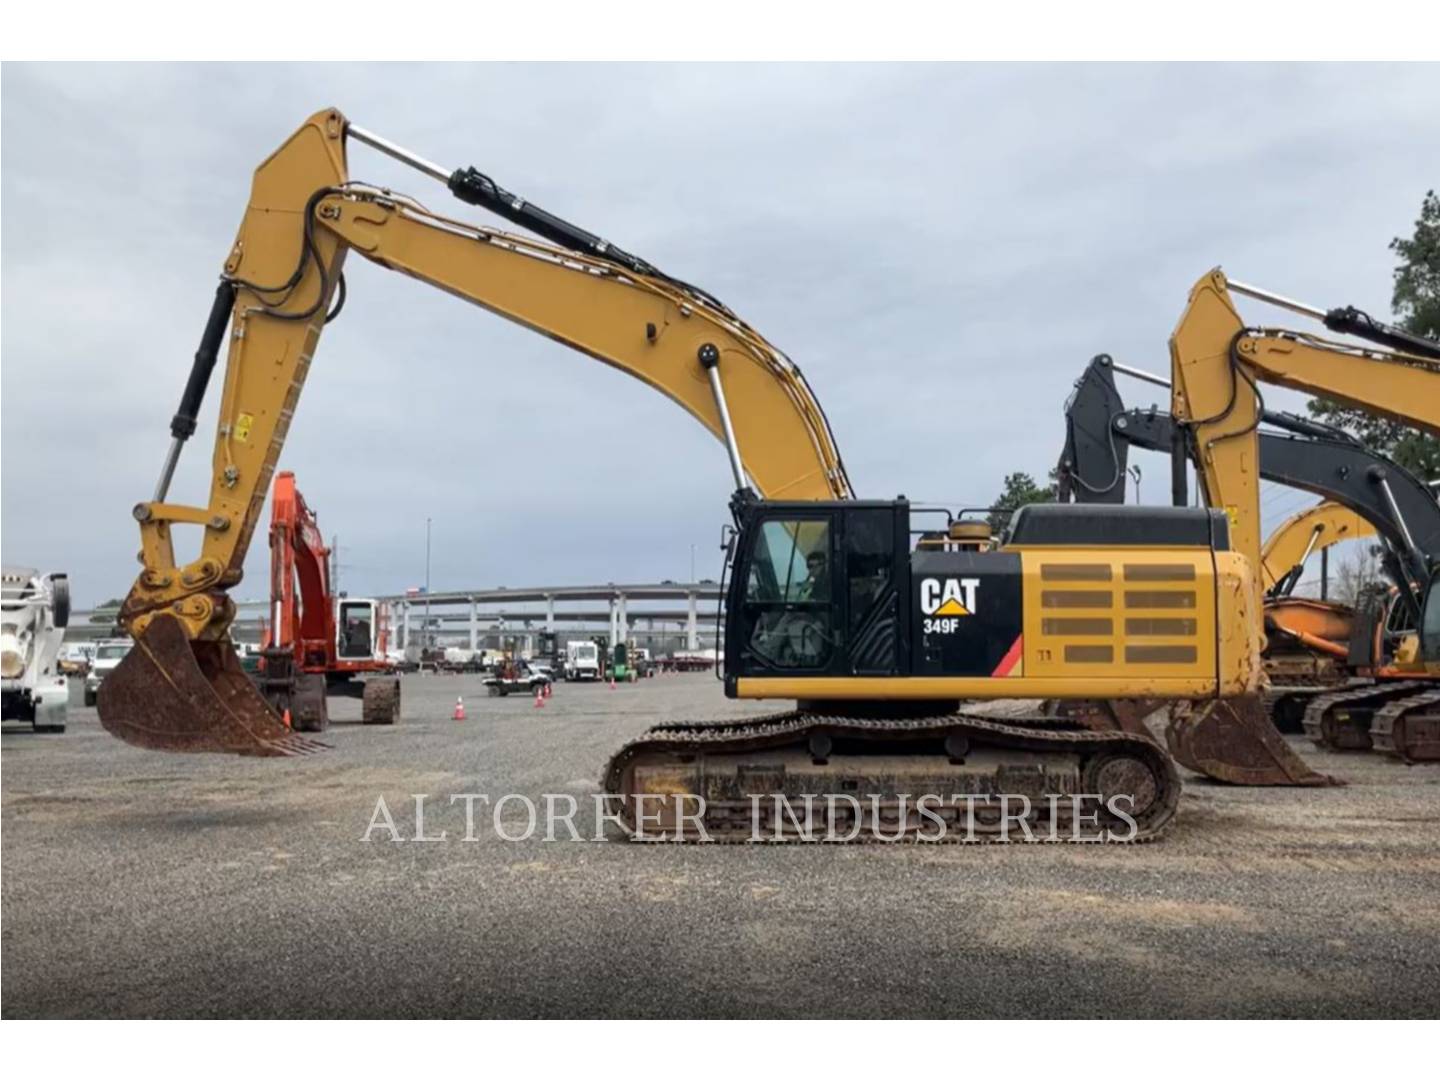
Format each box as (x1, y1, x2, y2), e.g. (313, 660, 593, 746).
(84, 639, 133, 707)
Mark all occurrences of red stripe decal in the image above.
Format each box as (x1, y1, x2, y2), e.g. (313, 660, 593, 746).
(991, 635, 1023, 678)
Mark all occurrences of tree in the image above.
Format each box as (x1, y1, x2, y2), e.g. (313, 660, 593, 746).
(88, 601, 123, 624)
(1328, 546, 1383, 608)
(1306, 190, 1440, 481)
(988, 471, 1055, 531)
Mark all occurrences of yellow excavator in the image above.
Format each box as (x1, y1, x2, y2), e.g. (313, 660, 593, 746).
(1162, 270, 1440, 778)
(1261, 502, 1375, 600)
(1260, 502, 1374, 722)
(97, 108, 1430, 838)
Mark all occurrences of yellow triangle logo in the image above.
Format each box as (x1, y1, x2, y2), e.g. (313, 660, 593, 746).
(934, 598, 970, 616)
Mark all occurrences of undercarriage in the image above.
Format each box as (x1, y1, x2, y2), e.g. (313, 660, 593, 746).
(602, 701, 1179, 843)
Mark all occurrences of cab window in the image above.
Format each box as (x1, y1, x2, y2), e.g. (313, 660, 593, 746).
(741, 519, 835, 670)
(337, 601, 373, 659)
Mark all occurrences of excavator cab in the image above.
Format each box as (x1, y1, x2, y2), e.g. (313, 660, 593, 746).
(723, 497, 1257, 706)
(335, 599, 377, 661)
(726, 502, 904, 681)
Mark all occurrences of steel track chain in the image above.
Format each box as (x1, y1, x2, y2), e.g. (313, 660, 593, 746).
(600, 707, 1180, 844)
(1302, 680, 1427, 747)
(1370, 688, 1440, 760)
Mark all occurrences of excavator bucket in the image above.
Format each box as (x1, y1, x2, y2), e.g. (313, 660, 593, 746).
(98, 613, 326, 757)
(1165, 695, 1339, 787)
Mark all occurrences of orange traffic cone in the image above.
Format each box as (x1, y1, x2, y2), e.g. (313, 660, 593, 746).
(544, 681, 553, 699)
(534, 686, 545, 709)
(282, 707, 292, 729)
(453, 696, 466, 721)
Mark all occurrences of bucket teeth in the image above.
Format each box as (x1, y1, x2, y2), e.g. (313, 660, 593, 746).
(1165, 696, 1339, 787)
(98, 613, 328, 757)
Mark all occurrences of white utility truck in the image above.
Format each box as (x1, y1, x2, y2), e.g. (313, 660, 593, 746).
(565, 639, 601, 681)
(1, 566, 71, 733)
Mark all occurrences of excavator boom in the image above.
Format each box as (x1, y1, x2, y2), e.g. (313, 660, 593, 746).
(101, 108, 851, 756)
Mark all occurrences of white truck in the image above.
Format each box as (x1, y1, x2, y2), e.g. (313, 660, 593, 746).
(1, 566, 71, 734)
(85, 639, 134, 708)
(565, 639, 601, 681)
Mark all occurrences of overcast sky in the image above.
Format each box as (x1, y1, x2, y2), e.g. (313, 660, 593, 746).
(3, 62, 1438, 607)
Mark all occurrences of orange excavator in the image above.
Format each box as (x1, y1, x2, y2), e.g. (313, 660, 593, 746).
(258, 471, 400, 731)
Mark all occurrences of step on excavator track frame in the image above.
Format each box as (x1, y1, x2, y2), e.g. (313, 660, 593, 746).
(601, 707, 1181, 843)
(1370, 689, 1440, 762)
(1302, 680, 1429, 752)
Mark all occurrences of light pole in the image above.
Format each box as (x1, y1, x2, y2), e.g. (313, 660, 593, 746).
(425, 517, 432, 648)
(1128, 464, 1143, 504)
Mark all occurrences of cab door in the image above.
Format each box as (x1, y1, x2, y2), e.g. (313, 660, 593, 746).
(840, 506, 903, 676)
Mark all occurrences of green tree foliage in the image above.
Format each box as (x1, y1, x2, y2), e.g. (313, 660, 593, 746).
(988, 471, 1055, 531)
(1307, 190, 1440, 480)
(88, 598, 124, 624)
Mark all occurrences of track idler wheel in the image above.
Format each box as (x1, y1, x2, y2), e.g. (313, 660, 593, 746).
(1165, 695, 1339, 787)
(97, 613, 327, 757)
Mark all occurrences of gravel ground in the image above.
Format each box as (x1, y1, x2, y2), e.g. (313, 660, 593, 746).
(3, 672, 1439, 1018)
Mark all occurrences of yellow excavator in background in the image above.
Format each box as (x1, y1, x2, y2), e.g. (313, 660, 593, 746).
(1259, 502, 1374, 720)
(1057, 301, 1440, 781)
(1164, 270, 1440, 777)
(1261, 502, 1375, 599)
(99, 107, 1276, 841)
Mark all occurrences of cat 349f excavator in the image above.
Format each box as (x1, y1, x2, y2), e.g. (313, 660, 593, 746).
(1057, 276, 1440, 777)
(103, 108, 1277, 841)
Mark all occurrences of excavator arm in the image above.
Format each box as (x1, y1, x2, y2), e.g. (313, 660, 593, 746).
(1160, 269, 1440, 783)
(1056, 352, 1436, 606)
(1170, 269, 1440, 588)
(101, 108, 851, 755)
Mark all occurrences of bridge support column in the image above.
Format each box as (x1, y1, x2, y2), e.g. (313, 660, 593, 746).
(617, 593, 628, 647)
(545, 594, 555, 633)
(686, 591, 699, 651)
(608, 598, 618, 648)
(469, 598, 478, 651)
